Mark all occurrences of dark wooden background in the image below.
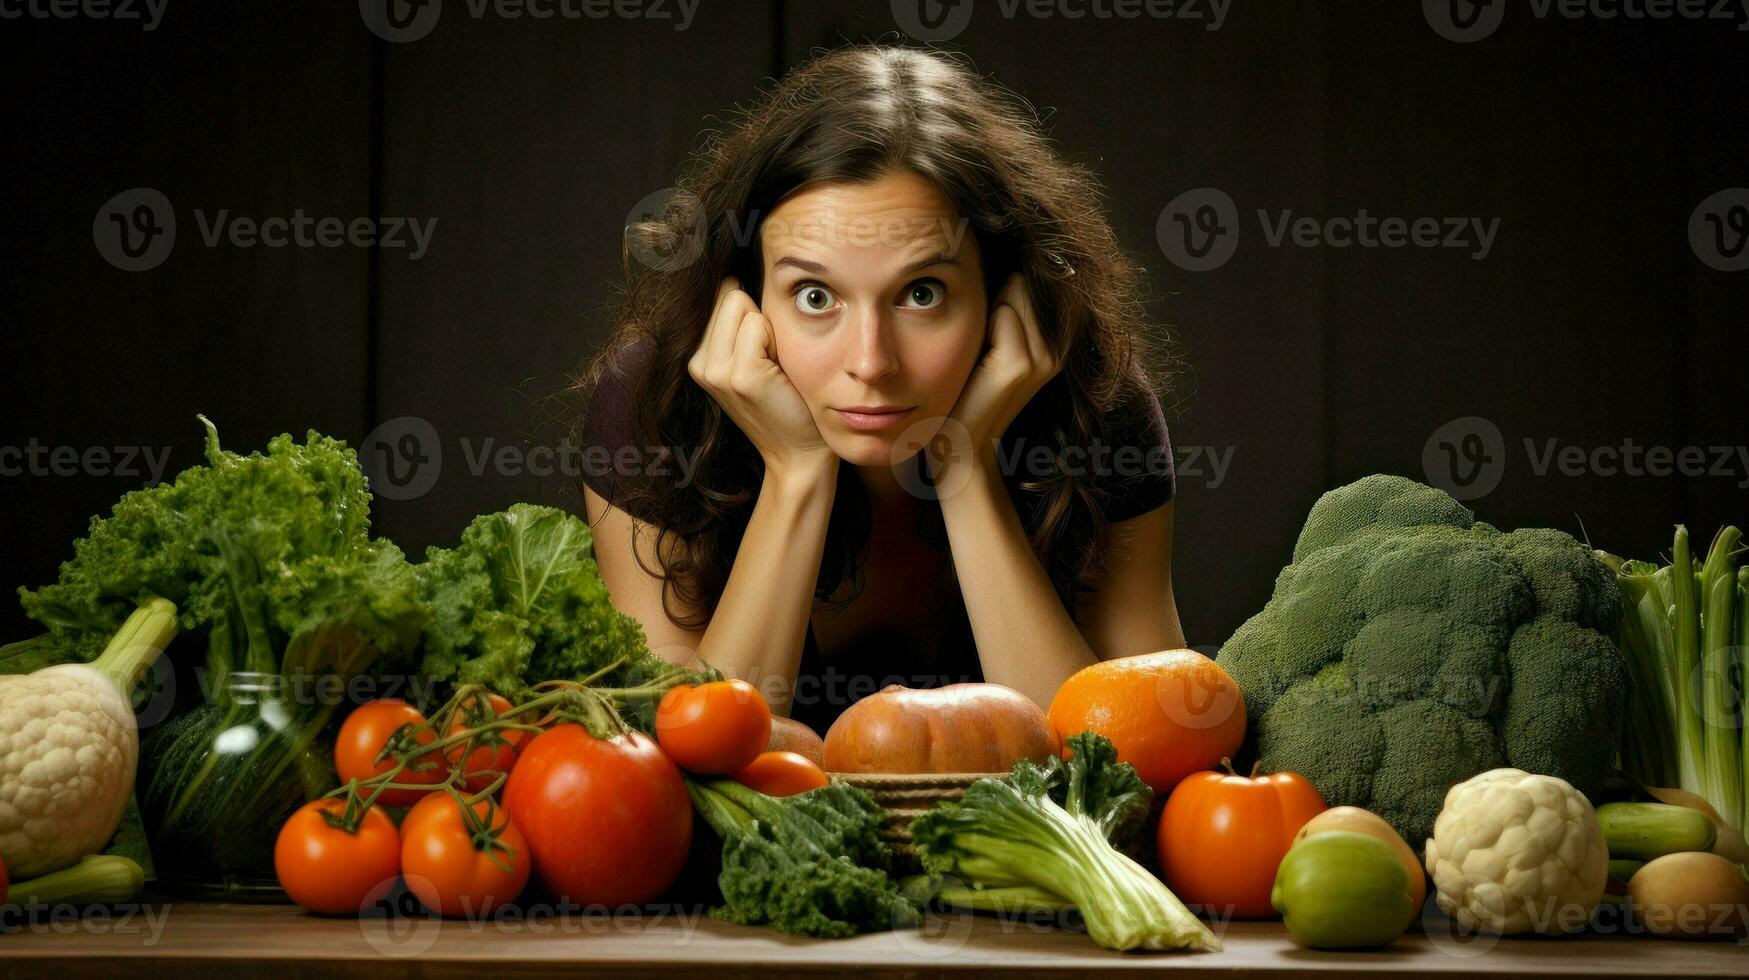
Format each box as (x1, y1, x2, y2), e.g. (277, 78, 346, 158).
(3, 1, 1745, 651)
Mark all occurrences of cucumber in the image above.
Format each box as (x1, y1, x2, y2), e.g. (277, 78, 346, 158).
(1597, 802, 1717, 860)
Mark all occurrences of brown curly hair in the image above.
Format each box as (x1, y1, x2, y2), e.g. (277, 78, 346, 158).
(570, 42, 1173, 632)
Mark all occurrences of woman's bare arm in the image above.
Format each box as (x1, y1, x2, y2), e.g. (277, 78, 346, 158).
(1073, 500, 1186, 657)
(583, 462, 838, 717)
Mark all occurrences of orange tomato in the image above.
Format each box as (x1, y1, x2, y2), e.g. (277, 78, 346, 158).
(334, 698, 446, 806)
(445, 693, 527, 795)
(1047, 649, 1246, 794)
(274, 798, 402, 916)
(734, 751, 829, 797)
(655, 679, 772, 775)
(1158, 765, 1327, 918)
(401, 793, 531, 918)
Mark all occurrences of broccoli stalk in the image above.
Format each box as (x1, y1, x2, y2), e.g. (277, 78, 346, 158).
(687, 778, 918, 938)
(909, 732, 1220, 953)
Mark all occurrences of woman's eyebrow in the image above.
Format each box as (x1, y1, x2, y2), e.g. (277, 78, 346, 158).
(771, 253, 961, 276)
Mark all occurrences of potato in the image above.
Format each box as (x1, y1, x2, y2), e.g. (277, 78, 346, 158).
(1626, 851, 1749, 940)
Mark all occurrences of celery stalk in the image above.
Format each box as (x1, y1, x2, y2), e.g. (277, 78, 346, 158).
(1740, 568, 1749, 829)
(1670, 527, 1705, 792)
(1612, 560, 1679, 785)
(1697, 528, 1742, 831)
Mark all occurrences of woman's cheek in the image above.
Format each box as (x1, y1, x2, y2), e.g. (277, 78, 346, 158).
(768, 320, 835, 406)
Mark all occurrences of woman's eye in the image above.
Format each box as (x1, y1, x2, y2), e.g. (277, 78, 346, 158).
(901, 279, 945, 310)
(794, 284, 836, 315)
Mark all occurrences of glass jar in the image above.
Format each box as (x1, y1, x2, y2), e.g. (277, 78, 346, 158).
(138, 670, 340, 900)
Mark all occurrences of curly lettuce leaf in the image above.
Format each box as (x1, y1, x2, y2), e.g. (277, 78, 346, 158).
(18, 416, 423, 679)
(415, 503, 665, 699)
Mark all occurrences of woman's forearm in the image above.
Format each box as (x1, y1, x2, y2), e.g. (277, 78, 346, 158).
(937, 461, 1099, 709)
(692, 462, 837, 717)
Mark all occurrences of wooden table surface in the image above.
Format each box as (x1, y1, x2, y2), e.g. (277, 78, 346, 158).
(1, 897, 1744, 978)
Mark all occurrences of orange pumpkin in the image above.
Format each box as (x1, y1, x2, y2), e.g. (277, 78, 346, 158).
(1158, 762, 1327, 918)
(823, 683, 1058, 774)
(766, 715, 827, 767)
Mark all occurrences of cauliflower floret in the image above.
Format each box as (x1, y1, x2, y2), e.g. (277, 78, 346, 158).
(1424, 767, 1607, 934)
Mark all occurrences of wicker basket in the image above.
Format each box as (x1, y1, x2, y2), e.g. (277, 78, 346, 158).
(831, 771, 1010, 873)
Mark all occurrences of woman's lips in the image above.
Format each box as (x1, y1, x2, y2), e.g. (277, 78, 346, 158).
(832, 407, 915, 431)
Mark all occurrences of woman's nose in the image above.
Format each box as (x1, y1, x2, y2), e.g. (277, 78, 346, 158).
(846, 308, 899, 384)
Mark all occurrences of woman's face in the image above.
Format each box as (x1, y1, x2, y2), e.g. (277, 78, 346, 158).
(758, 169, 987, 470)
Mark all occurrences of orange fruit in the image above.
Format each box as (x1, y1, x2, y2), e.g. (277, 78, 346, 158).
(1047, 649, 1246, 793)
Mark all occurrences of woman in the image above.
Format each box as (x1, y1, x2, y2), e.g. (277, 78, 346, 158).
(574, 44, 1183, 733)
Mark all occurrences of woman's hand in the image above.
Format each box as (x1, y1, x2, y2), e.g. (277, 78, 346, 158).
(688, 277, 836, 481)
(928, 272, 1066, 481)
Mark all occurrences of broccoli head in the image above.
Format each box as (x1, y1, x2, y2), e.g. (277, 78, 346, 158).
(1215, 475, 1627, 846)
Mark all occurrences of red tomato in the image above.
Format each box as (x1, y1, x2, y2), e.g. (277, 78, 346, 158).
(274, 799, 402, 915)
(335, 698, 446, 806)
(445, 693, 526, 794)
(1158, 766, 1327, 918)
(503, 724, 691, 906)
(655, 679, 772, 775)
(401, 793, 531, 918)
(734, 750, 828, 797)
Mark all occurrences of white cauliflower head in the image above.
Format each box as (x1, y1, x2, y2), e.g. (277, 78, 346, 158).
(1424, 767, 1607, 935)
(0, 663, 139, 879)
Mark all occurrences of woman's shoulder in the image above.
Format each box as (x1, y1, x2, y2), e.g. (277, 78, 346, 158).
(576, 336, 656, 507)
(1094, 367, 1176, 522)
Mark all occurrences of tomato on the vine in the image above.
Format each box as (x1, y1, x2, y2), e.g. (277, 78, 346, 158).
(274, 798, 401, 916)
(733, 750, 828, 797)
(401, 792, 531, 917)
(445, 692, 527, 795)
(503, 724, 691, 906)
(655, 679, 772, 775)
(334, 698, 446, 806)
